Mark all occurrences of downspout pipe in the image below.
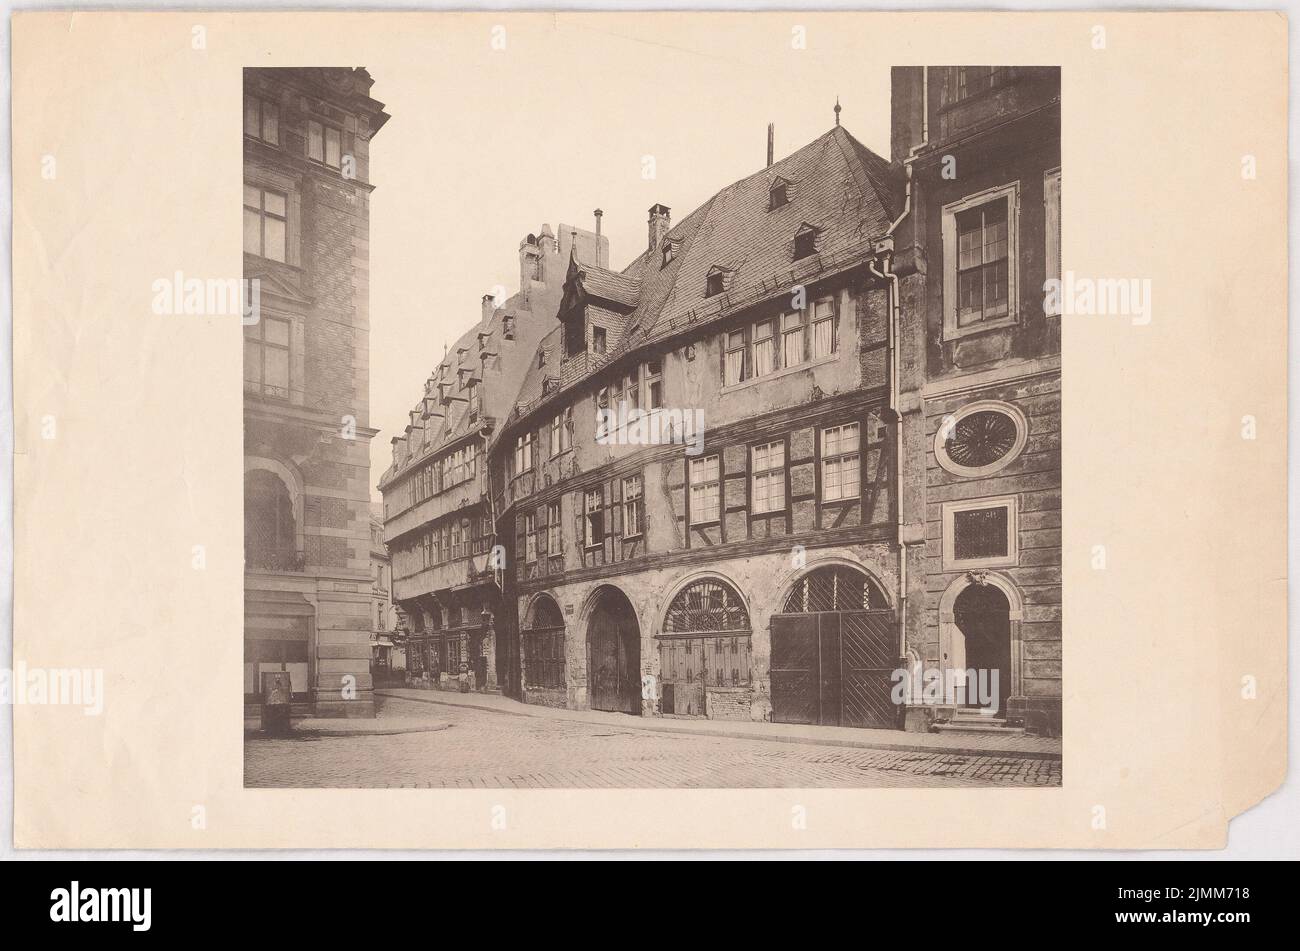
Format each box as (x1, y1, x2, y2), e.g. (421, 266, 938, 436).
(868, 256, 906, 667)
(868, 66, 928, 696)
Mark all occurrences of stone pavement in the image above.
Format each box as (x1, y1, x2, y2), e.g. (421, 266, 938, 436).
(375, 687, 1062, 760)
(244, 695, 1062, 788)
(245, 715, 454, 737)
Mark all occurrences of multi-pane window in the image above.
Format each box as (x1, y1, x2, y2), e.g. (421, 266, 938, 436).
(751, 441, 786, 514)
(622, 475, 644, 537)
(243, 95, 279, 145)
(821, 423, 861, 502)
(307, 120, 342, 168)
(243, 185, 287, 262)
(514, 431, 534, 476)
(954, 66, 1006, 102)
(781, 311, 805, 367)
(752, 319, 777, 376)
(244, 315, 291, 399)
(725, 330, 747, 386)
(547, 501, 563, 554)
(522, 513, 537, 563)
(689, 455, 721, 525)
(643, 360, 664, 409)
(812, 297, 837, 359)
(551, 410, 571, 456)
(583, 488, 604, 548)
(956, 198, 1010, 326)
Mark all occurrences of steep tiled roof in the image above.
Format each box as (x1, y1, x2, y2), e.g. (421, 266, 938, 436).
(621, 126, 899, 348)
(505, 125, 900, 425)
(575, 264, 641, 308)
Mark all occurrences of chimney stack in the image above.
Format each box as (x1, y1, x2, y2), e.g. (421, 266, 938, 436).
(594, 209, 605, 266)
(766, 123, 774, 168)
(481, 293, 495, 323)
(647, 203, 671, 252)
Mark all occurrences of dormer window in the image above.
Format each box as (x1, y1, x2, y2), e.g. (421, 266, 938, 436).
(503, 315, 516, 340)
(538, 349, 547, 369)
(661, 239, 678, 268)
(769, 178, 790, 210)
(707, 263, 738, 297)
(793, 224, 820, 260)
(593, 326, 608, 354)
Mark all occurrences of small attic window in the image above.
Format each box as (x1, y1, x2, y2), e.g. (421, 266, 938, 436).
(503, 315, 516, 340)
(794, 225, 820, 260)
(593, 326, 608, 354)
(705, 271, 726, 298)
(769, 180, 790, 210)
(662, 241, 676, 268)
(538, 349, 547, 369)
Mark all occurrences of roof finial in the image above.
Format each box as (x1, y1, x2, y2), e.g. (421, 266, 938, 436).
(834, 97, 842, 127)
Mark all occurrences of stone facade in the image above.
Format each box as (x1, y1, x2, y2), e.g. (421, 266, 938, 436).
(890, 67, 1062, 735)
(243, 67, 389, 718)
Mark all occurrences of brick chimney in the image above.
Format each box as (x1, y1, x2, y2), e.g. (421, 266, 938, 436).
(648, 203, 671, 252)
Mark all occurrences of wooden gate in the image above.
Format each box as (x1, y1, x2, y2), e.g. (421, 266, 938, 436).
(770, 610, 898, 728)
(589, 592, 640, 714)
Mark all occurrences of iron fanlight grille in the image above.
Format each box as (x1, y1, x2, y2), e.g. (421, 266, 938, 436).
(783, 566, 884, 613)
(663, 580, 750, 634)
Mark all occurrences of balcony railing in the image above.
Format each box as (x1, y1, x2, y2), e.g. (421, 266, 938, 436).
(246, 547, 307, 572)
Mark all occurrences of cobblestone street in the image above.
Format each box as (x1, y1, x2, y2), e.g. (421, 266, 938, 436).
(245, 696, 1061, 788)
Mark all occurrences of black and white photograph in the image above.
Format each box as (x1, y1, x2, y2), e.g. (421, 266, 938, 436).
(240, 63, 1063, 789)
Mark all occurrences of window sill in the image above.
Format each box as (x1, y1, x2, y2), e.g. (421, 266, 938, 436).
(943, 313, 1017, 341)
(942, 554, 1017, 572)
(689, 520, 721, 529)
(721, 354, 837, 394)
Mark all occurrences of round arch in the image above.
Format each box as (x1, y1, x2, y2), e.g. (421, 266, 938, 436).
(653, 569, 753, 636)
(937, 571, 1025, 709)
(244, 454, 304, 547)
(582, 584, 641, 716)
(524, 591, 564, 630)
(777, 559, 893, 614)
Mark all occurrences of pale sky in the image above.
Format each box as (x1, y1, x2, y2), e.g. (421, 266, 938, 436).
(366, 17, 892, 499)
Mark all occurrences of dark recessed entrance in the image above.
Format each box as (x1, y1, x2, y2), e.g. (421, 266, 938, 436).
(587, 586, 641, 715)
(953, 583, 1011, 716)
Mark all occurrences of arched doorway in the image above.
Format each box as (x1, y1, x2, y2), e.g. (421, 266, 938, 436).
(771, 563, 898, 729)
(586, 586, 640, 715)
(657, 577, 752, 716)
(952, 583, 1011, 715)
